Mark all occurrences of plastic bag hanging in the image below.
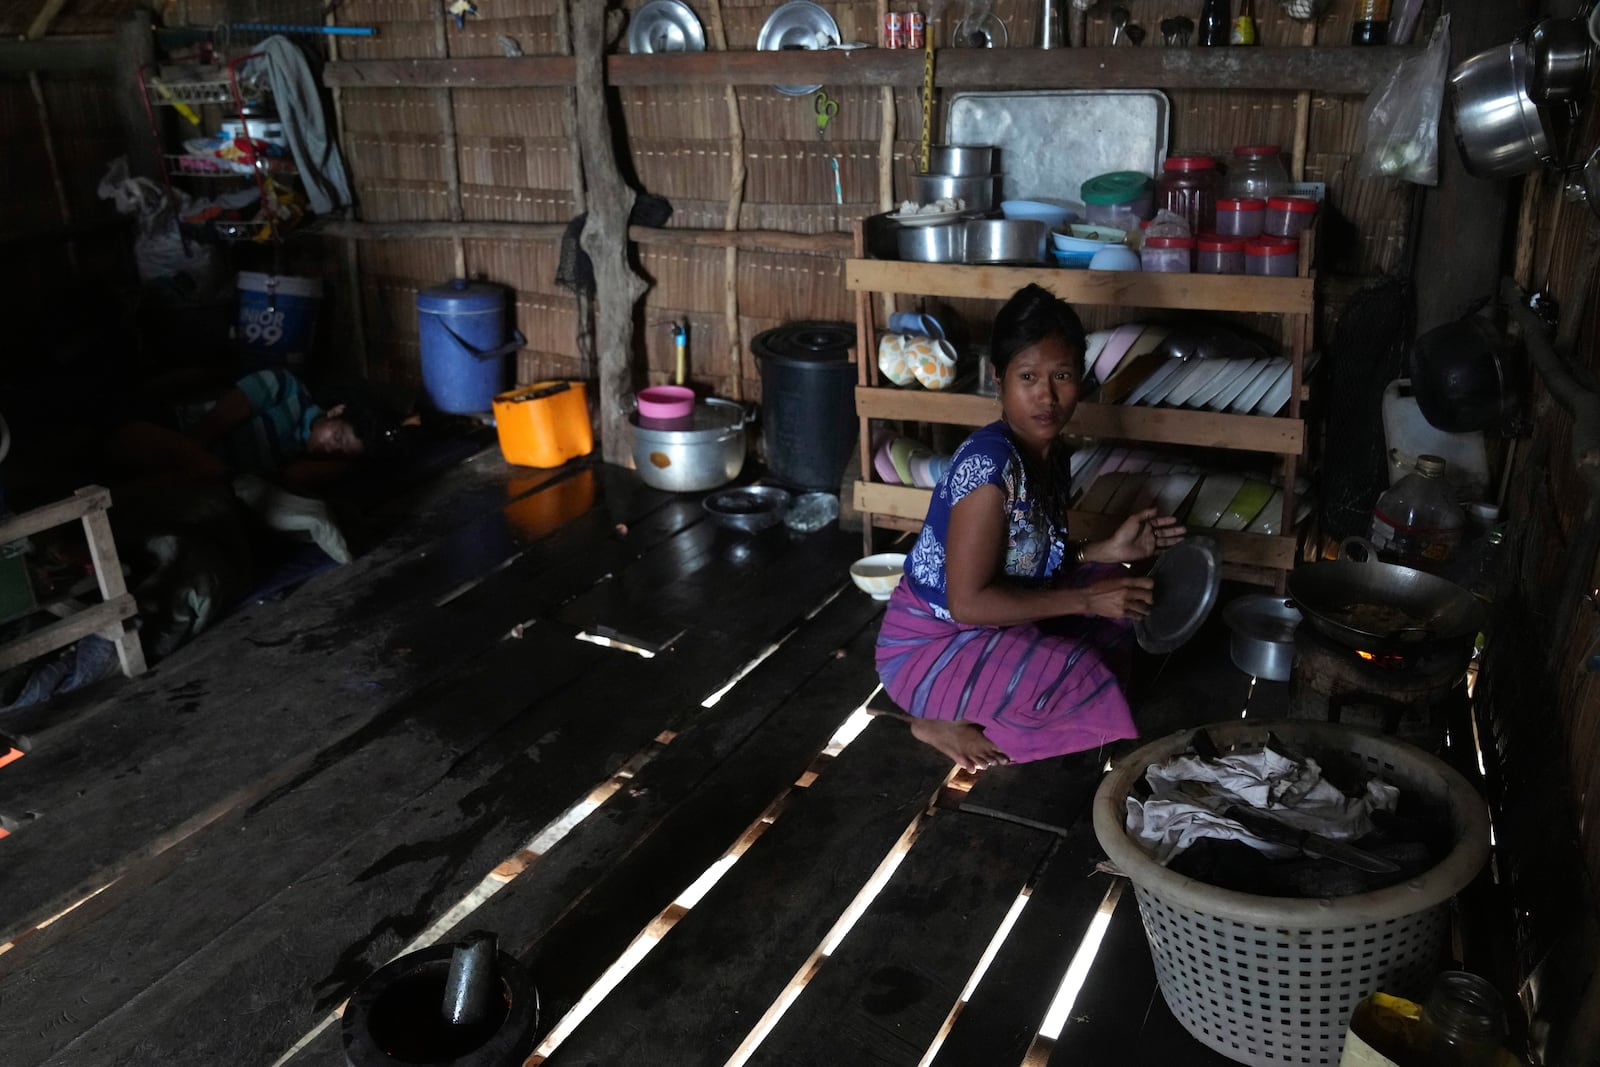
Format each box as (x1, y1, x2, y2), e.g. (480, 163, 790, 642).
(1357, 15, 1452, 185)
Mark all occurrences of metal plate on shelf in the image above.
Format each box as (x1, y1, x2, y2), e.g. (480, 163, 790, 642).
(628, 0, 707, 54)
(946, 90, 1170, 204)
(757, 1, 841, 96)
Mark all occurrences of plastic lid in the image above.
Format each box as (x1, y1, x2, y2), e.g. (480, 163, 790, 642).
(417, 278, 507, 313)
(1416, 455, 1448, 477)
(1244, 236, 1299, 256)
(1143, 235, 1194, 249)
(1162, 156, 1218, 172)
(1233, 145, 1282, 156)
(1267, 195, 1319, 213)
(1196, 233, 1246, 252)
(1081, 171, 1153, 205)
(1468, 502, 1501, 524)
(1217, 197, 1267, 211)
(752, 320, 855, 368)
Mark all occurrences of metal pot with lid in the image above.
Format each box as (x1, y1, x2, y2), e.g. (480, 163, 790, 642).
(630, 398, 750, 492)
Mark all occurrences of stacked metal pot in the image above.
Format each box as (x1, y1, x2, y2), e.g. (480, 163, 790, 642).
(896, 145, 1049, 266)
(1449, 15, 1593, 180)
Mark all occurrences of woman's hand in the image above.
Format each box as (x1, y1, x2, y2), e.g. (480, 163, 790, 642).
(1100, 507, 1187, 564)
(1082, 575, 1156, 619)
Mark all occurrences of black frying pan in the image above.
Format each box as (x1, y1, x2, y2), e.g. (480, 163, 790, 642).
(1287, 554, 1485, 654)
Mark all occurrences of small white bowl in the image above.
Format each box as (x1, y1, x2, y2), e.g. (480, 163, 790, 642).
(1089, 245, 1141, 271)
(850, 553, 907, 600)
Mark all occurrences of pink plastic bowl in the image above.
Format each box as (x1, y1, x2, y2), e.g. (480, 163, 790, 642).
(637, 385, 695, 420)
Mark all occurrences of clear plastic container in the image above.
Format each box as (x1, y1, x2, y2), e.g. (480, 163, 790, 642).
(1215, 197, 1265, 237)
(1082, 171, 1155, 230)
(1196, 233, 1246, 274)
(1140, 235, 1193, 273)
(1155, 156, 1220, 236)
(1369, 454, 1466, 569)
(1265, 195, 1318, 238)
(1244, 235, 1299, 277)
(1224, 145, 1291, 200)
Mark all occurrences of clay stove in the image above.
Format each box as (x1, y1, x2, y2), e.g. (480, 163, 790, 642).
(1289, 624, 1473, 750)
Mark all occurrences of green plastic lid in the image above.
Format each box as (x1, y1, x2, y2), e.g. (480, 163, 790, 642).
(1081, 171, 1152, 205)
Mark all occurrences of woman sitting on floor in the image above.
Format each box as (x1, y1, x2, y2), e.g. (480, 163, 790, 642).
(875, 284, 1186, 773)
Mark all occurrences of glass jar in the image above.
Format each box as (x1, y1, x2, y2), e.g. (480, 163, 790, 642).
(1369, 454, 1466, 568)
(1224, 145, 1291, 199)
(1342, 971, 1519, 1067)
(1215, 197, 1265, 237)
(1265, 195, 1318, 238)
(1156, 156, 1220, 235)
(1140, 235, 1193, 273)
(1082, 171, 1154, 229)
(1244, 235, 1298, 277)
(1196, 233, 1246, 274)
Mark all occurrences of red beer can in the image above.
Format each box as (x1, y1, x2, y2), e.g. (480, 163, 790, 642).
(883, 11, 903, 49)
(907, 10, 925, 49)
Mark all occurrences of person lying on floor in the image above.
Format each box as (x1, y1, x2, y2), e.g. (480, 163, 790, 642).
(110, 368, 381, 563)
(875, 284, 1187, 774)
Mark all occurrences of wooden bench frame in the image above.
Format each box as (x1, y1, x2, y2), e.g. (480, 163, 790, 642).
(0, 486, 145, 678)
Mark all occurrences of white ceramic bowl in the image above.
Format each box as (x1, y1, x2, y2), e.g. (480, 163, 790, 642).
(850, 553, 907, 600)
(1089, 245, 1142, 271)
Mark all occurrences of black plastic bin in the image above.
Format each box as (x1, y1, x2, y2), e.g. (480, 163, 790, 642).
(753, 321, 857, 492)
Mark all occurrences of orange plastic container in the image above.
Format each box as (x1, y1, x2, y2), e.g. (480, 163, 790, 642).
(492, 381, 593, 468)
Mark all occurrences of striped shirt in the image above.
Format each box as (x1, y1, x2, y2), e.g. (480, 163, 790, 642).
(222, 369, 324, 474)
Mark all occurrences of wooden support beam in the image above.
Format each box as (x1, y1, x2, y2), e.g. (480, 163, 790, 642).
(323, 46, 1413, 93)
(573, 2, 649, 466)
(26, 0, 70, 41)
(113, 13, 160, 183)
(315, 219, 852, 255)
(0, 37, 117, 74)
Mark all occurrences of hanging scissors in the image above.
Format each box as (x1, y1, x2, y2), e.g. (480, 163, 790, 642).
(814, 90, 840, 140)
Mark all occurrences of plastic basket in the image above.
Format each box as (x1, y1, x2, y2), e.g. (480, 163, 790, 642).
(1093, 720, 1490, 1067)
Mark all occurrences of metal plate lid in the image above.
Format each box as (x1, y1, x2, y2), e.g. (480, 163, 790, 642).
(757, 1, 840, 96)
(627, 0, 707, 54)
(1136, 535, 1223, 654)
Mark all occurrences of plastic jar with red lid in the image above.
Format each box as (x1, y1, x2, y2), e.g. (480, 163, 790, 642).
(1196, 233, 1247, 275)
(1215, 197, 1265, 238)
(1264, 196, 1318, 238)
(1244, 235, 1299, 277)
(1141, 235, 1194, 273)
(1155, 156, 1220, 235)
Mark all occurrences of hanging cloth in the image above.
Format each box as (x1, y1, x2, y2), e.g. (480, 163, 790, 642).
(241, 36, 352, 216)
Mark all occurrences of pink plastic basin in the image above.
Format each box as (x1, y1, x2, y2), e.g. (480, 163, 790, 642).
(637, 385, 695, 420)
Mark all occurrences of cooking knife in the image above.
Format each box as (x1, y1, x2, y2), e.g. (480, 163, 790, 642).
(1223, 804, 1402, 874)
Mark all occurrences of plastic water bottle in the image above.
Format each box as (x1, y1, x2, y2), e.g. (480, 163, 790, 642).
(1369, 454, 1465, 569)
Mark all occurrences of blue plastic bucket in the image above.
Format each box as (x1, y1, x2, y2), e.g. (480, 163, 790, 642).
(417, 279, 525, 414)
(237, 272, 323, 369)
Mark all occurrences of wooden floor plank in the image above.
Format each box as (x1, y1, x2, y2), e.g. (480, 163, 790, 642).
(745, 809, 1056, 1067)
(956, 750, 1106, 836)
(540, 718, 953, 1067)
(0, 467, 687, 945)
(926, 809, 1118, 1067)
(29, 530, 863, 1066)
(1047, 882, 1237, 1066)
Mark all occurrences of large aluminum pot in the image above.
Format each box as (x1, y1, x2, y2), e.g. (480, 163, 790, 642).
(897, 221, 967, 263)
(926, 144, 998, 177)
(629, 398, 749, 492)
(1221, 594, 1301, 681)
(1449, 40, 1555, 178)
(911, 172, 1001, 211)
(964, 218, 1049, 264)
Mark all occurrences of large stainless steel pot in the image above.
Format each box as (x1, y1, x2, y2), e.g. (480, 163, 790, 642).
(897, 222, 967, 263)
(1449, 40, 1556, 178)
(629, 398, 748, 492)
(1287, 554, 1484, 655)
(964, 218, 1048, 264)
(1525, 17, 1594, 105)
(1222, 594, 1301, 681)
(910, 172, 1001, 211)
(926, 144, 998, 176)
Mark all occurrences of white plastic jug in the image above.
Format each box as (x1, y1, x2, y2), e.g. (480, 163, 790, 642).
(1382, 379, 1491, 503)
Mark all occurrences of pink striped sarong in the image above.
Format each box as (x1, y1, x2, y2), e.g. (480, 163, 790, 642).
(875, 566, 1139, 764)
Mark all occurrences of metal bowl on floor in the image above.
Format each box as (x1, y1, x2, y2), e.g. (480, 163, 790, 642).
(703, 485, 792, 533)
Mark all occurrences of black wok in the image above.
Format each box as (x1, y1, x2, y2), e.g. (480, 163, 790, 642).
(1288, 555, 1485, 654)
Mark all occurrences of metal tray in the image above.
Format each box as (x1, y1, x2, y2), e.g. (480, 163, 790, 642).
(945, 90, 1170, 205)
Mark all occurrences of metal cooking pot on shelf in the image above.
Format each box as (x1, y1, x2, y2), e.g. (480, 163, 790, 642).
(1449, 39, 1556, 178)
(1524, 16, 1594, 105)
(629, 397, 750, 493)
(1287, 550, 1485, 656)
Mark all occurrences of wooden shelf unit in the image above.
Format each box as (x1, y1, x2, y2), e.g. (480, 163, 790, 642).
(848, 223, 1314, 590)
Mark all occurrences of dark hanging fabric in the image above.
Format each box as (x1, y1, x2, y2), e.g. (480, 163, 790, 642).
(1320, 276, 1415, 540)
(555, 192, 673, 298)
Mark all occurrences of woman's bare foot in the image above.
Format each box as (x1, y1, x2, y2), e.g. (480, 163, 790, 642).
(909, 719, 1012, 773)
